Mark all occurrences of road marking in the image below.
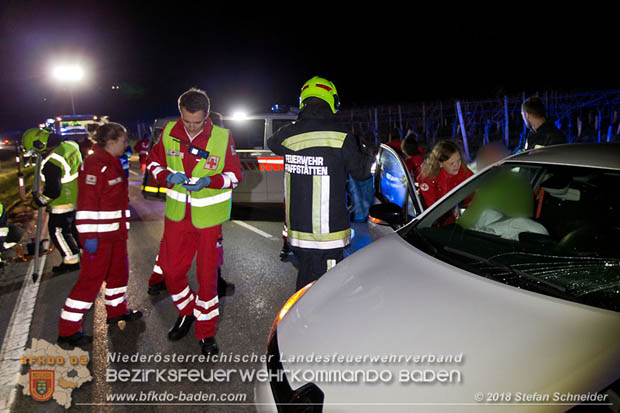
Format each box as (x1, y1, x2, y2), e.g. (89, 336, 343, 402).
(231, 220, 276, 240)
(0, 251, 47, 412)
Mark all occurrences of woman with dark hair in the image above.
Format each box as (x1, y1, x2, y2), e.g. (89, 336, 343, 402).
(417, 140, 473, 212)
(58, 122, 142, 347)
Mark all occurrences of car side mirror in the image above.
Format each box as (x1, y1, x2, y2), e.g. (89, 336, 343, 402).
(369, 203, 404, 226)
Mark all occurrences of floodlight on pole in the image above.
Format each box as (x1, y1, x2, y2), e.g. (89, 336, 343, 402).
(52, 64, 85, 115)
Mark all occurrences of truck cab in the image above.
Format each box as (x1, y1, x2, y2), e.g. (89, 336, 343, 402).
(141, 108, 298, 204)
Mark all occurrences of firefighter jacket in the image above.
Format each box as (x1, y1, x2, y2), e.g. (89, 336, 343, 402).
(267, 113, 373, 250)
(40, 140, 82, 213)
(145, 117, 243, 228)
(75, 146, 130, 243)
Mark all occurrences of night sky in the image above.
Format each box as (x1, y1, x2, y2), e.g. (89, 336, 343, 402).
(1, 2, 617, 131)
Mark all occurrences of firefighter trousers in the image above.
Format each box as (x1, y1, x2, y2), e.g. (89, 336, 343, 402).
(58, 239, 130, 337)
(292, 247, 344, 291)
(159, 218, 220, 340)
(49, 211, 81, 264)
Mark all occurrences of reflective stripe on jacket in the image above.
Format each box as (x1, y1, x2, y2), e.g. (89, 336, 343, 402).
(75, 146, 129, 242)
(163, 121, 232, 228)
(268, 116, 373, 250)
(41, 140, 82, 212)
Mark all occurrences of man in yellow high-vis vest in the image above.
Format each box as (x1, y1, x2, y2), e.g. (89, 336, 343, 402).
(145, 88, 242, 356)
(22, 127, 82, 274)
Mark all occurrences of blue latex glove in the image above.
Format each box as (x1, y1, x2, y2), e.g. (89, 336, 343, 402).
(85, 238, 98, 254)
(166, 172, 189, 186)
(182, 176, 210, 192)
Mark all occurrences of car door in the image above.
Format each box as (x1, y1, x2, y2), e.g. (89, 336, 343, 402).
(367, 144, 424, 240)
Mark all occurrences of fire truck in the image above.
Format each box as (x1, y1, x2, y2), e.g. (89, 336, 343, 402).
(141, 107, 297, 204)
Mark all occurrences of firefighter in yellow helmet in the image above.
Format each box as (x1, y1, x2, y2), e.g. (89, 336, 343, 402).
(22, 128, 82, 273)
(267, 76, 375, 290)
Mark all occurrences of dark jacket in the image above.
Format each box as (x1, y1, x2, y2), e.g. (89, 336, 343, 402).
(525, 120, 566, 150)
(267, 103, 373, 250)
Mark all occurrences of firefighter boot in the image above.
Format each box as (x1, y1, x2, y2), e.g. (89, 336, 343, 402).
(106, 309, 143, 325)
(52, 262, 80, 274)
(168, 315, 194, 341)
(57, 331, 93, 348)
(200, 337, 219, 357)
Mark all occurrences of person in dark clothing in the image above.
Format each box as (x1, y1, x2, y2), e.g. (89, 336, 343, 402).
(22, 128, 82, 274)
(521, 96, 566, 150)
(267, 76, 374, 291)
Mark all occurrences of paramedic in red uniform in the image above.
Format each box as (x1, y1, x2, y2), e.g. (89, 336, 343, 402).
(417, 140, 473, 225)
(134, 133, 150, 173)
(57, 123, 142, 348)
(145, 88, 242, 356)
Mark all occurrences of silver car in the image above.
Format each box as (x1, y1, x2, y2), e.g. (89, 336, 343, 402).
(255, 143, 620, 412)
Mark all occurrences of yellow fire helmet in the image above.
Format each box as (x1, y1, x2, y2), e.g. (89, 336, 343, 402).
(299, 76, 340, 114)
(22, 128, 51, 153)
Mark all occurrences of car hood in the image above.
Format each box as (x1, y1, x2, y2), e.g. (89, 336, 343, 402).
(277, 233, 620, 410)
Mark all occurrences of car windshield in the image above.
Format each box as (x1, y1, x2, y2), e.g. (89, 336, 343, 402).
(403, 162, 620, 312)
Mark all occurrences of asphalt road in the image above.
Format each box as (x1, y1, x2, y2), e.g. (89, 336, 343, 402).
(0, 157, 371, 412)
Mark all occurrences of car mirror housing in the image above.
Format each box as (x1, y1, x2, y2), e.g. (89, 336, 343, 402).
(369, 203, 404, 226)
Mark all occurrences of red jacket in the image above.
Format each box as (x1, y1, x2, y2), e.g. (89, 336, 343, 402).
(417, 166, 473, 209)
(75, 146, 130, 242)
(145, 117, 243, 192)
(134, 138, 149, 156)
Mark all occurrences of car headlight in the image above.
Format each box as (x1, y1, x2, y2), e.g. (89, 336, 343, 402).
(268, 281, 315, 346)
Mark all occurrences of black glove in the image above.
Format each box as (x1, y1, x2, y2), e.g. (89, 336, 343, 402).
(359, 135, 378, 157)
(31, 193, 49, 209)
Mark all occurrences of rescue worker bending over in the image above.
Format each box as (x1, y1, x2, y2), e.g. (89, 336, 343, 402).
(268, 76, 374, 291)
(145, 88, 242, 357)
(22, 128, 82, 273)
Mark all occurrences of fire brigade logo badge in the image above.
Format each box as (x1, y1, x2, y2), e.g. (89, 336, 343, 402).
(420, 183, 430, 191)
(29, 370, 55, 402)
(204, 155, 220, 170)
(85, 174, 97, 185)
(167, 149, 180, 156)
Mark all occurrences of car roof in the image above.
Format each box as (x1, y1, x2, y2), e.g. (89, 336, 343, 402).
(505, 143, 620, 171)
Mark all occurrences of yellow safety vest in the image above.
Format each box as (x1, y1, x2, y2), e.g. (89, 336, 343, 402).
(163, 122, 231, 228)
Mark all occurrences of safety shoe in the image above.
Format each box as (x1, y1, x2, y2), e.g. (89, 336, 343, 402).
(217, 269, 235, 298)
(57, 331, 93, 348)
(168, 315, 194, 341)
(147, 281, 167, 296)
(279, 242, 291, 261)
(106, 309, 143, 325)
(52, 262, 80, 274)
(200, 337, 219, 357)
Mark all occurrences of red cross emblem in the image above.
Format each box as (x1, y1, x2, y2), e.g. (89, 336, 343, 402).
(204, 155, 220, 170)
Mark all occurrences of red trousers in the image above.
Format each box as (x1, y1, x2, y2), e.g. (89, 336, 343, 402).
(58, 239, 129, 337)
(148, 229, 223, 286)
(139, 154, 147, 173)
(159, 217, 221, 340)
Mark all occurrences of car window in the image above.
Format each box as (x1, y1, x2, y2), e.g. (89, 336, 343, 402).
(406, 163, 620, 312)
(377, 148, 408, 207)
(227, 119, 265, 149)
